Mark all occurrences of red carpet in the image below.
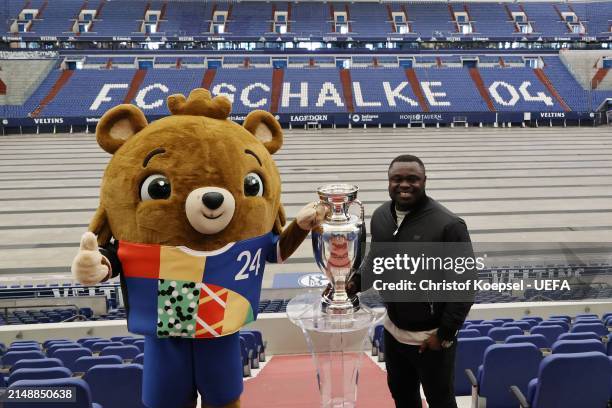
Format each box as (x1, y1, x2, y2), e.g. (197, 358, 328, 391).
(242, 354, 426, 407)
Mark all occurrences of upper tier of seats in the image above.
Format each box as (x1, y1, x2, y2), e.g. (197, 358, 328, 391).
(7, 56, 611, 118)
(6, 1, 612, 40)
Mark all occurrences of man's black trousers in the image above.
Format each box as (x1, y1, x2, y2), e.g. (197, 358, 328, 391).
(384, 329, 458, 408)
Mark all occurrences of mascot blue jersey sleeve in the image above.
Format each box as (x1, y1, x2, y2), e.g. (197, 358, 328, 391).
(103, 232, 280, 338)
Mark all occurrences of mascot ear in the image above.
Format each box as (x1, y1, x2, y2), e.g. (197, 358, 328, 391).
(96, 104, 148, 154)
(243, 110, 283, 155)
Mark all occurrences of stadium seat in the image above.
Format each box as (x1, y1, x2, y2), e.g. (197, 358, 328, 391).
(530, 325, 565, 347)
(502, 321, 531, 331)
(481, 320, 505, 328)
(454, 337, 495, 396)
(133, 353, 144, 365)
(467, 324, 495, 337)
(47, 343, 82, 356)
(570, 322, 608, 336)
(100, 345, 141, 361)
(77, 337, 104, 345)
(516, 319, 538, 329)
(90, 341, 124, 353)
(242, 330, 266, 361)
(2, 351, 45, 368)
(8, 345, 41, 353)
(8, 367, 72, 385)
(467, 343, 541, 408)
(239, 337, 251, 377)
(458, 329, 481, 338)
(548, 315, 571, 322)
(538, 320, 570, 332)
(558, 332, 601, 342)
(487, 327, 523, 342)
(73, 355, 123, 374)
(506, 334, 549, 350)
(551, 339, 606, 354)
(510, 352, 611, 408)
(5, 377, 102, 408)
(132, 339, 145, 353)
(84, 364, 146, 408)
(43, 339, 73, 348)
(53, 348, 92, 371)
(10, 358, 64, 373)
(239, 332, 260, 369)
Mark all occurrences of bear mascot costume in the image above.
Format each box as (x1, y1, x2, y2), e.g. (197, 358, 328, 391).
(71, 89, 325, 408)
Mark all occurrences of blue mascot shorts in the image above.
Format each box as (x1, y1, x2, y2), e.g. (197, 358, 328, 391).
(142, 332, 243, 408)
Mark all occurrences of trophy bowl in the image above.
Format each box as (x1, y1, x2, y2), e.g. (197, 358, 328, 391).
(312, 184, 364, 315)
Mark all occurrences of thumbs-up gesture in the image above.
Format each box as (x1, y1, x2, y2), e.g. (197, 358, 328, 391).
(71, 232, 110, 286)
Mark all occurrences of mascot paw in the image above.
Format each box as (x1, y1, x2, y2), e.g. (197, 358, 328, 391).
(296, 201, 327, 231)
(71, 232, 110, 286)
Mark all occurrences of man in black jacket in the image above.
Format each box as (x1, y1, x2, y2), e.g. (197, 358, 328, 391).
(349, 154, 474, 408)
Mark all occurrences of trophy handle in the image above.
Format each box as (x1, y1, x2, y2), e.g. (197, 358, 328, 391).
(350, 199, 365, 224)
(315, 200, 333, 220)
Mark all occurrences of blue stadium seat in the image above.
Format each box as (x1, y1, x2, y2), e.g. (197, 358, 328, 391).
(538, 320, 570, 332)
(468, 343, 541, 408)
(8, 345, 41, 353)
(570, 322, 607, 336)
(455, 337, 495, 396)
(516, 319, 538, 329)
(458, 329, 481, 339)
(487, 327, 523, 342)
(548, 315, 571, 322)
(100, 345, 141, 361)
(90, 341, 124, 353)
(510, 352, 611, 408)
(467, 324, 495, 337)
(84, 364, 146, 408)
(120, 337, 144, 346)
(558, 332, 601, 342)
(5, 378, 102, 408)
(2, 351, 45, 368)
(10, 358, 64, 373)
(133, 353, 144, 365)
(506, 334, 549, 350)
(8, 367, 72, 385)
(239, 332, 259, 369)
(239, 337, 251, 377)
(53, 348, 92, 371)
(77, 337, 104, 345)
(551, 339, 606, 354)
(502, 321, 531, 332)
(43, 339, 73, 349)
(73, 355, 123, 374)
(481, 320, 505, 328)
(530, 325, 565, 347)
(47, 343, 82, 356)
(132, 339, 145, 353)
(241, 330, 266, 361)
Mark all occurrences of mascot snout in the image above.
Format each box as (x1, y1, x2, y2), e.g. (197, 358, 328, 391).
(185, 186, 236, 234)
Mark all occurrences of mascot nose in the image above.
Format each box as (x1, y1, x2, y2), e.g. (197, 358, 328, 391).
(202, 192, 224, 210)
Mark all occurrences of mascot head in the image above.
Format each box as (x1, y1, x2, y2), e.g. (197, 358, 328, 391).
(90, 88, 285, 250)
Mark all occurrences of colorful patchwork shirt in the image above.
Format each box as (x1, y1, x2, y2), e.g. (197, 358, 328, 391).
(101, 232, 280, 339)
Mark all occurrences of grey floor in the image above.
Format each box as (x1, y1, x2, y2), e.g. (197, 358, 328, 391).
(1, 126, 611, 287)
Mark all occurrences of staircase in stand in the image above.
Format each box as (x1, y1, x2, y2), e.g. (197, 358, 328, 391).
(30, 70, 74, 117)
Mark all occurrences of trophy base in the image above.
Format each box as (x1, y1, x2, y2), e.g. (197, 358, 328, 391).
(321, 297, 360, 315)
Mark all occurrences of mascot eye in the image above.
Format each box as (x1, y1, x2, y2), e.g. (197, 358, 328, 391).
(140, 174, 171, 201)
(244, 173, 264, 197)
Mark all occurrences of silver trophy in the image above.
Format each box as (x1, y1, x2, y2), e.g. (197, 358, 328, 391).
(312, 184, 364, 314)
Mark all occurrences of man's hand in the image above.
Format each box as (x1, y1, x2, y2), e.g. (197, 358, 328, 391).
(296, 202, 328, 230)
(419, 333, 442, 353)
(71, 232, 110, 286)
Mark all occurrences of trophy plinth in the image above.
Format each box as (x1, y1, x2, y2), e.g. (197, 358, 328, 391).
(312, 184, 364, 315)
